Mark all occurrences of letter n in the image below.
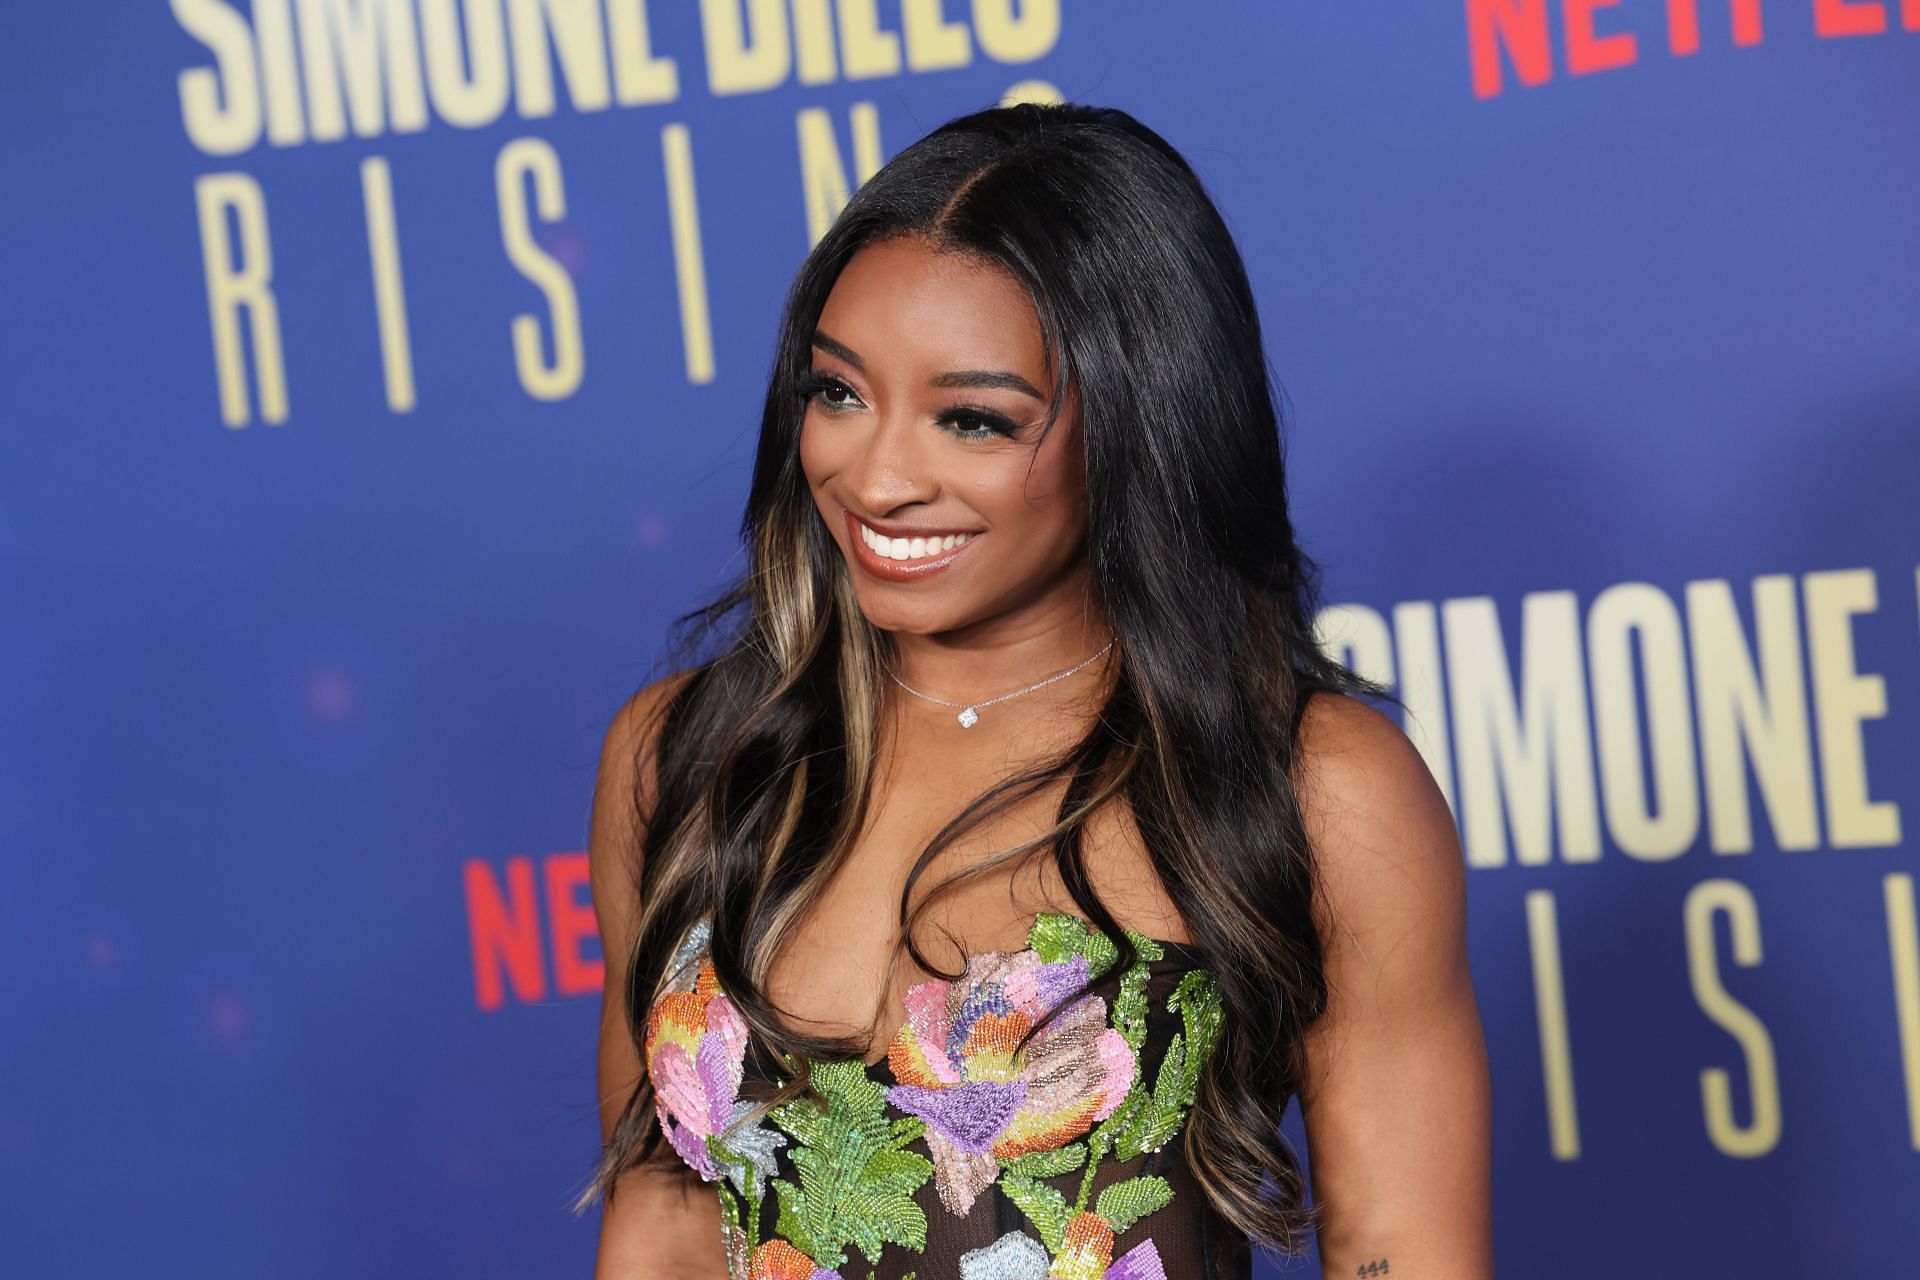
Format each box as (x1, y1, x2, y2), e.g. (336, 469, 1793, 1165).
(796, 103, 883, 248)
(465, 856, 548, 1010)
(1465, 0, 1554, 98)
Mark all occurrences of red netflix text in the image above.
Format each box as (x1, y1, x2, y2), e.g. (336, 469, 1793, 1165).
(463, 852, 602, 1011)
(1466, 0, 1919, 98)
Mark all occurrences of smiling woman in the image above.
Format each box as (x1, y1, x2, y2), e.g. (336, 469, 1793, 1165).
(800, 239, 1089, 622)
(577, 101, 1493, 1280)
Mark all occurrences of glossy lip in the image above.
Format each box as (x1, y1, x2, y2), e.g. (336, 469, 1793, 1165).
(842, 508, 982, 583)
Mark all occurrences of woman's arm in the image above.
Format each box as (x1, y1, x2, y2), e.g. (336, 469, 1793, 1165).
(589, 677, 728, 1279)
(1295, 694, 1495, 1278)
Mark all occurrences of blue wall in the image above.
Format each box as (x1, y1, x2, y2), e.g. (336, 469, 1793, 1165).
(3, 2, 1916, 1275)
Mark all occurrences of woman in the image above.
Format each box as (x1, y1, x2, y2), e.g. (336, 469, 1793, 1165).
(578, 102, 1492, 1279)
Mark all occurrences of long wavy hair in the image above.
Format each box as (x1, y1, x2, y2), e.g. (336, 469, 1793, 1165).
(575, 100, 1400, 1256)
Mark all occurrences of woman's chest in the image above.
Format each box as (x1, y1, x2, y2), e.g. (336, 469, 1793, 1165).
(759, 775, 1187, 1057)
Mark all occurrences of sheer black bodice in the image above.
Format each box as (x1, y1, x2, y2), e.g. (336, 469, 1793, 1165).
(641, 912, 1251, 1280)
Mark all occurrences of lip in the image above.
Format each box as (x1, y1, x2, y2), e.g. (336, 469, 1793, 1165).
(842, 508, 982, 583)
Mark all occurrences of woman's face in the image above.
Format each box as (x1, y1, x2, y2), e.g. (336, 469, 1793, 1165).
(799, 235, 1089, 638)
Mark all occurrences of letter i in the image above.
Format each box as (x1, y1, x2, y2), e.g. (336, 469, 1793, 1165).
(661, 123, 714, 384)
(1888, 873, 1920, 1150)
(1526, 889, 1582, 1158)
(361, 157, 417, 413)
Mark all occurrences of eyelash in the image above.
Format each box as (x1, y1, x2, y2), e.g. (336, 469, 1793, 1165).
(796, 372, 1020, 441)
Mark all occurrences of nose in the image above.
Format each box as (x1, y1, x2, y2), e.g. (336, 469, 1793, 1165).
(840, 405, 938, 516)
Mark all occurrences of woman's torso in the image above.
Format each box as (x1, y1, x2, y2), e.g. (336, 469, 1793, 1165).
(640, 706, 1252, 1279)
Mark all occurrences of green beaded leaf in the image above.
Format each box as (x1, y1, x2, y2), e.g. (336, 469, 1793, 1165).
(1095, 1175, 1175, 1233)
(843, 1185, 928, 1263)
(712, 1172, 744, 1230)
(864, 1145, 932, 1183)
(1169, 968, 1224, 1060)
(767, 1059, 933, 1268)
(1000, 1172, 1073, 1253)
(814, 1058, 885, 1110)
(1087, 1084, 1143, 1162)
(1109, 951, 1153, 1055)
(772, 1094, 828, 1149)
(1113, 968, 1225, 1161)
(1027, 911, 1114, 970)
(1026, 911, 1165, 979)
(1001, 1142, 1087, 1179)
(771, 1178, 822, 1262)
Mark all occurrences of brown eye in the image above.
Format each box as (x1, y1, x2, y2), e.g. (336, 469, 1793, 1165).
(801, 373, 862, 412)
(938, 407, 1019, 440)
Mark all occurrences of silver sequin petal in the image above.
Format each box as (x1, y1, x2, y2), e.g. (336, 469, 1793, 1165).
(718, 1099, 788, 1198)
(958, 1230, 1050, 1280)
(664, 915, 714, 991)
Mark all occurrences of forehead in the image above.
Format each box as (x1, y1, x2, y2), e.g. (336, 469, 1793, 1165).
(816, 236, 1051, 378)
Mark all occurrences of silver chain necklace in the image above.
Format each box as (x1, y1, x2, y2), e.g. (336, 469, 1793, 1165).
(885, 637, 1116, 728)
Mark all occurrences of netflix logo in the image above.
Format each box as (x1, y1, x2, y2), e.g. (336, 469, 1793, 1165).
(463, 853, 602, 1011)
(1466, 0, 1918, 98)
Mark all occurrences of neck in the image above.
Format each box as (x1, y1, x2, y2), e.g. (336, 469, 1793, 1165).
(883, 594, 1118, 713)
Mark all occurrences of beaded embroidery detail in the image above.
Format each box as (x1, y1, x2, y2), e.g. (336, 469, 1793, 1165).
(642, 912, 1223, 1280)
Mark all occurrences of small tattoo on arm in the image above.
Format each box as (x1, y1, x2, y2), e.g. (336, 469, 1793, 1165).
(1356, 1260, 1390, 1277)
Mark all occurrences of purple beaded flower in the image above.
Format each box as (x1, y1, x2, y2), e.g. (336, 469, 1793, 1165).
(885, 948, 1135, 1214)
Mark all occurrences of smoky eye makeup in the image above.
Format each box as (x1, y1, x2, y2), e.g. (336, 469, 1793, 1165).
(935, 404, 1022, 440)
(798, 368, 1026, 441)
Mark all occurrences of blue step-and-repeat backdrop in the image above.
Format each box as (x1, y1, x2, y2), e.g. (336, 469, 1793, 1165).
(3, 2, 1916, 1276)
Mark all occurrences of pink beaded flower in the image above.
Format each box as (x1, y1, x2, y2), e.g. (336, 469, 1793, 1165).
(885, 948, 1136, 1214)
(644, 956, 750, 1180)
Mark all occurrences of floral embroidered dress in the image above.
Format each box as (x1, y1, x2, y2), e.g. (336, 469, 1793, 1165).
(643, 912, 1250, 1280)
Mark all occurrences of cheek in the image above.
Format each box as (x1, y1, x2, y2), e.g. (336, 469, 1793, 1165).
(970, 452, 1087, 551)
(797, 416, 819, 477)
(1011, 434, 1088, 542)
(797, 416, 838, 492)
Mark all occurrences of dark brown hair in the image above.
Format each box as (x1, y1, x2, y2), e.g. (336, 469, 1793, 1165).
(576, 100, 1401, 1256)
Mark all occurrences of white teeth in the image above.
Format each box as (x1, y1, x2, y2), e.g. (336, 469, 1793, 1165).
(859, 521, 972, 562)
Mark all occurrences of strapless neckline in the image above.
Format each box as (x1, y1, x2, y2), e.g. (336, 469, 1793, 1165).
(664, 911, 1208, 1072)
(641, 908, 1241, 1280)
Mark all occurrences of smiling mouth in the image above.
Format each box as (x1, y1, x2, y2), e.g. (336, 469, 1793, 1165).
(840, 508, 983, 581)
(852, 517, 977, 563)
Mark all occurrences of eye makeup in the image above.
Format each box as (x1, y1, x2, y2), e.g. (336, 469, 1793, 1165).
(797, 370, 1024, 442)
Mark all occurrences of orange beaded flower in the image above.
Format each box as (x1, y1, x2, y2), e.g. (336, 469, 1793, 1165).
(746, 1239, 842, 1280)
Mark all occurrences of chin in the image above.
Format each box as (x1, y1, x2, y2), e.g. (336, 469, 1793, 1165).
(856, 602, 951, 635)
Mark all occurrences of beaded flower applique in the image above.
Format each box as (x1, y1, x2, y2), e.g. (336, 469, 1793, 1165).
(641, 913, 1224, 1280)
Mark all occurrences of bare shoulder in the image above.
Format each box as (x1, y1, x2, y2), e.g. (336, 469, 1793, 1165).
(600, 668, 701, 785)
(1289, 693, 1493, 1273)
(1292, 691, 1467, 979)
(597, 670, 701, 813)
(589, 668, 703, 906)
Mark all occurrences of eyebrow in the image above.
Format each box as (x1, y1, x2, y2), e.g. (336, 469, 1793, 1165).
(811, 329, 1046, 402)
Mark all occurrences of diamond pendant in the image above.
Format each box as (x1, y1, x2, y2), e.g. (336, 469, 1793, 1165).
(956, 706, 979, 728)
